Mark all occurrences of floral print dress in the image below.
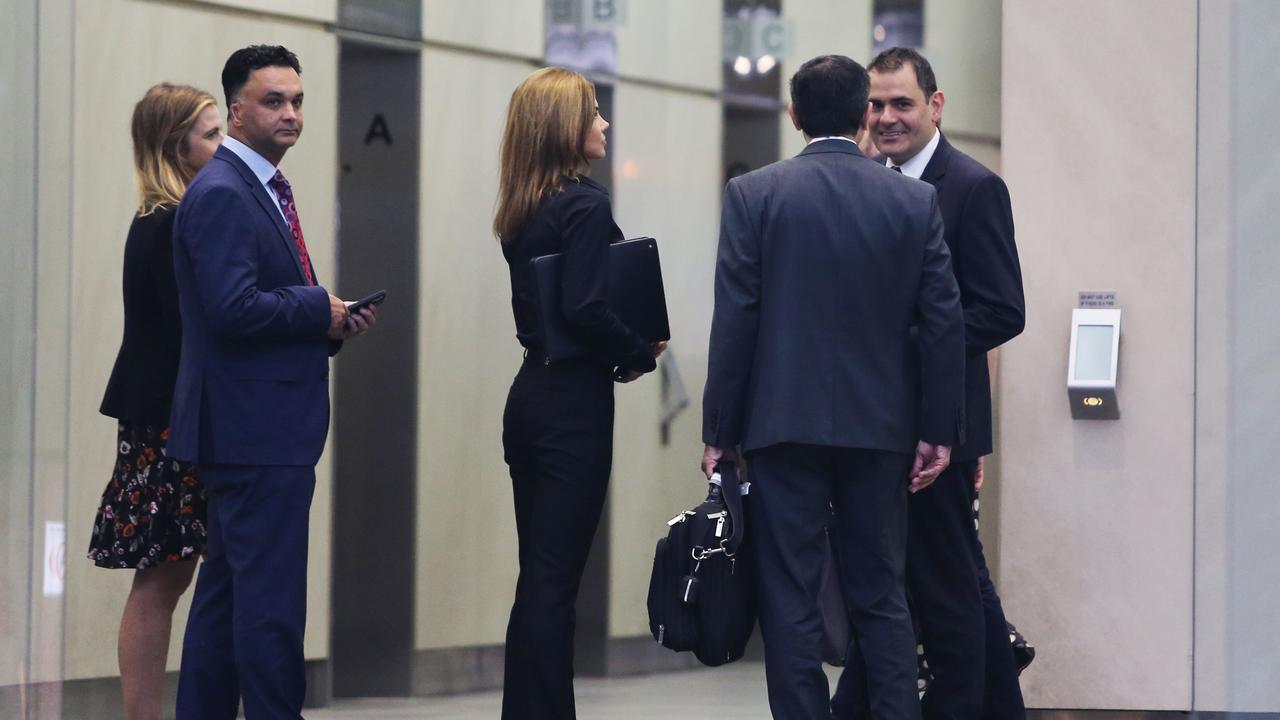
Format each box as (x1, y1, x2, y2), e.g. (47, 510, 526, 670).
(88, 423, 206, 569)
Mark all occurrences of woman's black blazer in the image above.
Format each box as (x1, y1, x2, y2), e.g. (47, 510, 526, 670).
(99, 206, 183, 426)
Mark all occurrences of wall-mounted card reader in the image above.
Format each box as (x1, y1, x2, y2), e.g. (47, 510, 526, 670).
(1067, 308, 1121, 419)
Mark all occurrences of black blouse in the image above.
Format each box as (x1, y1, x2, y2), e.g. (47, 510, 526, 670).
(502, 175, 655, 372)
(99, 206, 183, 425)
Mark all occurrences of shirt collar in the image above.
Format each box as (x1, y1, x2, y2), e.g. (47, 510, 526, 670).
(807, 135, 858, 145)
(886, 129, 941, 179)
(222, 135, 278, 186)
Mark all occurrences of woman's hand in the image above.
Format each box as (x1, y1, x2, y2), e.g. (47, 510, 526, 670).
(615, 341, 667, 382)
(614, 369, 644, 383)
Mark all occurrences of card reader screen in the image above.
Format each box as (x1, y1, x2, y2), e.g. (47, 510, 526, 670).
(1074, 324, 1114, 381)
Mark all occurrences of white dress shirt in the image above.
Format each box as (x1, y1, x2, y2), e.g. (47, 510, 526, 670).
(221, 135, 288, 223)
(807, 135, 858, 146)
(885, 128, 941, 179)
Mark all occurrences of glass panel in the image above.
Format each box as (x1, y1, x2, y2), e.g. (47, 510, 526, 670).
(1073, 324, 1114, 381)
(1, 0, 60, 715)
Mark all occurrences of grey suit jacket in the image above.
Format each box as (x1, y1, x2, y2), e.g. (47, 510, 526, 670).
(702, 139, 965, 454)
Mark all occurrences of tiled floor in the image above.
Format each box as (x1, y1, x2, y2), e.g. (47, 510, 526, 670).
(308, 663, 843, 719)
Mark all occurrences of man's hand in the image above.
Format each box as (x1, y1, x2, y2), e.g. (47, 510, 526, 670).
(909, 441, 951, 494)
(328, 293, 350, 333)
(974, 455, 985, 491)
(328, 304, 378, 340)
(701, 444, 736, 480)
(653, 340, 668, 358)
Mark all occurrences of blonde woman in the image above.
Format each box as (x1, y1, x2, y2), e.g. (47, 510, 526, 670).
(494, 67, 664, 718)
(90, 83, 222, 720)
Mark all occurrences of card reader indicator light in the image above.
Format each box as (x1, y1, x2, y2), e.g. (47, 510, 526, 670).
(1082, 397, 1104, 407)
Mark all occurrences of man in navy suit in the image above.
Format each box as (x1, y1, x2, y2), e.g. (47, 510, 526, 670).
(170, 45, 375, 719)
(833, 47, 1026, 720)
(702, 55, 965, 719)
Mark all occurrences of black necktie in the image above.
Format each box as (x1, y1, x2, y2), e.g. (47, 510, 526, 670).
(891, 165, 902, 174)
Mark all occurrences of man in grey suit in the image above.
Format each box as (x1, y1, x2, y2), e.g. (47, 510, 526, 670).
(701, 55, 966, 719)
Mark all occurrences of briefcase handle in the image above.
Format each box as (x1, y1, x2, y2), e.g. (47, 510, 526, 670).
(713, 460, 747, 556)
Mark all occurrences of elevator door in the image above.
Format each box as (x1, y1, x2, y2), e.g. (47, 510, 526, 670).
(332, 41, 421, 698)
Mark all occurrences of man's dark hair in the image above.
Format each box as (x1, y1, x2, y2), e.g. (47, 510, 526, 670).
(221, 45, 302, 108)
(868, 46, 938, 99)
(788, 55, 870, 138)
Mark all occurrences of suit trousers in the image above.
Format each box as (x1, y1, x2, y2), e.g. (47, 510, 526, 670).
(500, 358, 614, 720)
(747, 443, 920, 720)
(831, 461, 1025, 720)
(176, 464, 316, 720)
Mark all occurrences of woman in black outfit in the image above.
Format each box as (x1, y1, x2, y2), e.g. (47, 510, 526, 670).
(89, 83, 222, 720)
(494, 67, 664, 719)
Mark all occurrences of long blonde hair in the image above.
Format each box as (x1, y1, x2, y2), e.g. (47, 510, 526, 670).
(131, 83, 217, 215)
(493, 67, 597, 243)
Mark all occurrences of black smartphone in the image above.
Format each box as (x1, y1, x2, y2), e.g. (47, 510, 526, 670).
(347, 289, 387, 314)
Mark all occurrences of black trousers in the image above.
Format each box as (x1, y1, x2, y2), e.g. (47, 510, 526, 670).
(747, 443, 920, 720)
(500, 358, 614, 720)
(832, 461, 1025, 720)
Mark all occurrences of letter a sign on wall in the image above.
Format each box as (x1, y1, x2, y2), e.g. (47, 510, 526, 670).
(364, 113, 393, 146)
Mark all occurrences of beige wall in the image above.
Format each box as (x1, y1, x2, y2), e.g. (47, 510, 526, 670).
(414, 46, 534, 650)
(999, 0, 1197, 709)
(924, 0, 1001, 171)
(191, 0, 337, 23)
(616, 0, 721, 92)
(607, 81, 723, 638)
(53, 0, 340, 680)
(422, 0, 543, 60)
(923, 0, 1000, 141)
(778, 0, 872, 159)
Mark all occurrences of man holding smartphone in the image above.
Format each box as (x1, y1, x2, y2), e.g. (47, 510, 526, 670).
(169, 45, 376, 719)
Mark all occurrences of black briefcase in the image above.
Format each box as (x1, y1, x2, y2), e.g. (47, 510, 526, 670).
(646, 460, 756, 667)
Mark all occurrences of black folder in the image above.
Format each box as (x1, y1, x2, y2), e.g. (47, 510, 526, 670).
(530, 236, 671, 362)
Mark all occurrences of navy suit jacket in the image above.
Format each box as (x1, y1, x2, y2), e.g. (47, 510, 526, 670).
(913, 134, 1024, 461)
(169, 145, 337, 466)
(703, 139, 965, 454)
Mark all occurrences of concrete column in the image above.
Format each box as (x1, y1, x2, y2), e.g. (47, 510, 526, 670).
(1002, 0, 1280, 711)
(999, 0, 1197, 709)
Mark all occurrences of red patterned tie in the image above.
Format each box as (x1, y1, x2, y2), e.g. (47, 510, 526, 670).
(268, 170, 315, 285)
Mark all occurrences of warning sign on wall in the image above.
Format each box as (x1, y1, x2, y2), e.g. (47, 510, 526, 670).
(43, 521, 65, 598)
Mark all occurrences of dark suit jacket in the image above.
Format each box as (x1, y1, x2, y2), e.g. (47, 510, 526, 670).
(100, 206, 183, 425)
(703, 139, 965, 454)
(913, 134, 1024, 461)
(168, 145, 336, 466)
(501, 174, 655, 372)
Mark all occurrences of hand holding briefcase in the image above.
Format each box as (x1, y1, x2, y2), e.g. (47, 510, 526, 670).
(646, 460, 756, 667)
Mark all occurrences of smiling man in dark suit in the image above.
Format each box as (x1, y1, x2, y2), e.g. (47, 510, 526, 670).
(170, 45, 375, 720)
(701, 54, 965, 720)
(833, 47, 1027, 720)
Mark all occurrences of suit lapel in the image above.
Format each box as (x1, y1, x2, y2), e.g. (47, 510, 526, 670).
(920, 133, 952, 184)
(216, 146, 310, 285)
